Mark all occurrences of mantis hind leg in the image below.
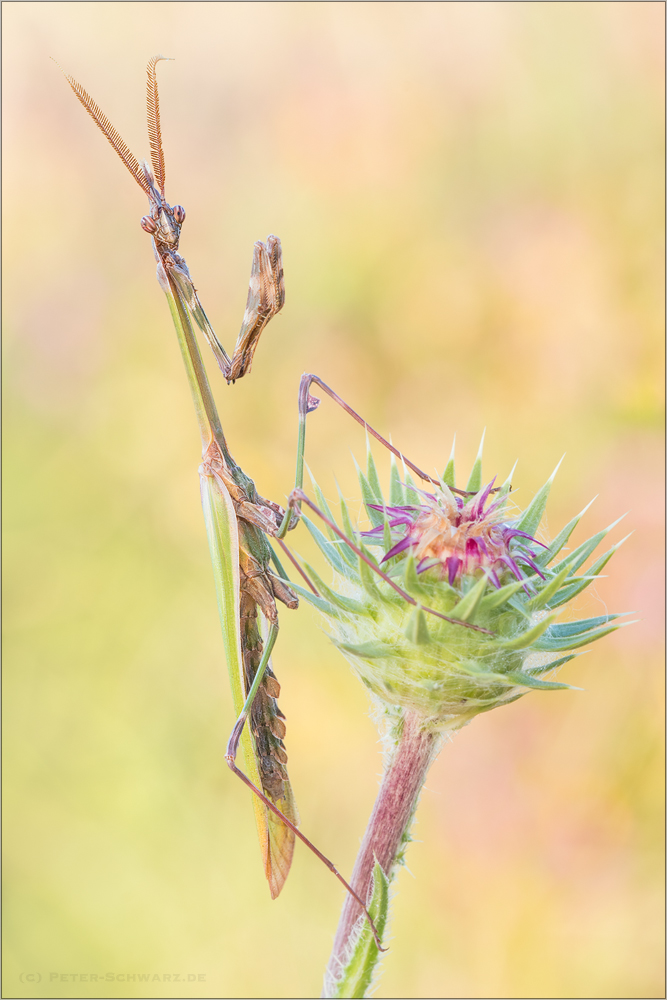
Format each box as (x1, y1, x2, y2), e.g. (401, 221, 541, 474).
(224, 618, 386, 950)
(278, 371, 488, 539)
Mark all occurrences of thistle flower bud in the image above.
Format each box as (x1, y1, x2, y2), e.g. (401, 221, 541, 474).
(289, 441, 632, 732)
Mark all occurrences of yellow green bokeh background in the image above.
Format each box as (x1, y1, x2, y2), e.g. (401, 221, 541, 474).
(4, 3, 664, 997)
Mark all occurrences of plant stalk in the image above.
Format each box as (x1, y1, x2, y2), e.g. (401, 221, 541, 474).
(323, 710, 445, 997)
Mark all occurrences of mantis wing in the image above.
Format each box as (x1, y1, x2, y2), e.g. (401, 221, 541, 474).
(200, 467, 296, 897)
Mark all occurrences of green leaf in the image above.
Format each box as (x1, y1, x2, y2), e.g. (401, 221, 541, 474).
(504, 670, 573, 691)
(453, 663, 510, 682)
(366, 447, 383, 504)
(498, 460, 518, 499)
(355, 454, 385, 528)
(335, 639, 397, 659)
(359, 473, 385, 527)
(549, 535, 630, 607)
(282, 578, 347, 619)
(303, 515, 356, 579)
(310, 474, 341, 542)
(506, 595, 533, 620)
(474, 691, 527, 714)
(337, 490, 362, 566)
(465, 430, 485, 492)
(532, 625, 620, 652)
(329, 862, 390, 1000)
(304, 563, 372, 617)
(548, 614, 623, 638)
(493, 613, 556, 650)
(358, 544, 387, 604)
(442, 436, 456, 488)
(389, 456, 406, 505)
(403, 552, 430, 597)
(449, 575, 488, 622)
(479, 578, 527, 612)
(527, 561, 572, 611)
(551, 515, 626, 576)
(514, 456, 563, 537)
(404, 472, 418, 499)
(405, 605, 430, 644)
(534, 498, 596, 567)
(525, 653, 577, 676)
(551, 534, 605, 575)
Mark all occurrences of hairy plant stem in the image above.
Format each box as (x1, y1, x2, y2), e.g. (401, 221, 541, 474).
(323, 710, 445, 997)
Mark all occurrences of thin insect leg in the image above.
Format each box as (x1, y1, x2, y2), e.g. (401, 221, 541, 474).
(277, 372, 489, 539)
(277, 374, 321, 537)
(289, 489, 494, 636)
(274, 537, 320, 596)
(169, 267, 232, 376)
(189, 288, 232, 375)
(225, 623, 386, 952)
(266, 542, 290, 582)
(301, 374, 472, 494)
(225, 760, 386, 951)
(228, 623, 280, 752)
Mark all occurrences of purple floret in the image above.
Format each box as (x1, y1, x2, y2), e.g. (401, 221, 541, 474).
(381, 536, 414, 562)
(467, 477, 497, 519)
(444, 555, 460, 585)
(359, 477, 547, 590)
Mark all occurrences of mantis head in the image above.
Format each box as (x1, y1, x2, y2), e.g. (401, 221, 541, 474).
(139, 161, 185, 253)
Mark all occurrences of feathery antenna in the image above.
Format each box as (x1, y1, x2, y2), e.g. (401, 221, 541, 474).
(146, 55, 172, 196)
(54, 59, 151, 196)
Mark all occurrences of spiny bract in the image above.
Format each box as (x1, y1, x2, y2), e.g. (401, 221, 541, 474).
(286, 440, 632, 732)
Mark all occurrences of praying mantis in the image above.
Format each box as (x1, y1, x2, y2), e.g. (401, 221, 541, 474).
(59, 55, 488, 950)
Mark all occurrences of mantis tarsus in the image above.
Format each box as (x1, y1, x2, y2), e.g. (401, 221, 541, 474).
(60, 54, 490, 951)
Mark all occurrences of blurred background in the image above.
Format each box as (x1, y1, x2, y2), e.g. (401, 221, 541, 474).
(3, 3, 664, 998)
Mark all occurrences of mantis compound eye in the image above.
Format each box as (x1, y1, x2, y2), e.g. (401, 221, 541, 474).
(140, 215, 158, 234)
(173, 205, 186, 224)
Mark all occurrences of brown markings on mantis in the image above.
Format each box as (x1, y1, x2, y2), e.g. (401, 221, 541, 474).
(226, 236, 285, 383)
(60, 55, 386, 946)
(58, 55, 283, 386)
(202, 439, 386, 948)
(60, 55, 298, 890)
(198, 439, 300, 898)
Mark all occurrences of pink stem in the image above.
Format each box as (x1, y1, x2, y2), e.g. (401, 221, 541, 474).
(323, 711, 443, 991)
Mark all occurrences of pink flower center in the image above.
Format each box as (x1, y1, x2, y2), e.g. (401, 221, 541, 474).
(366, 481, 545, 589)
